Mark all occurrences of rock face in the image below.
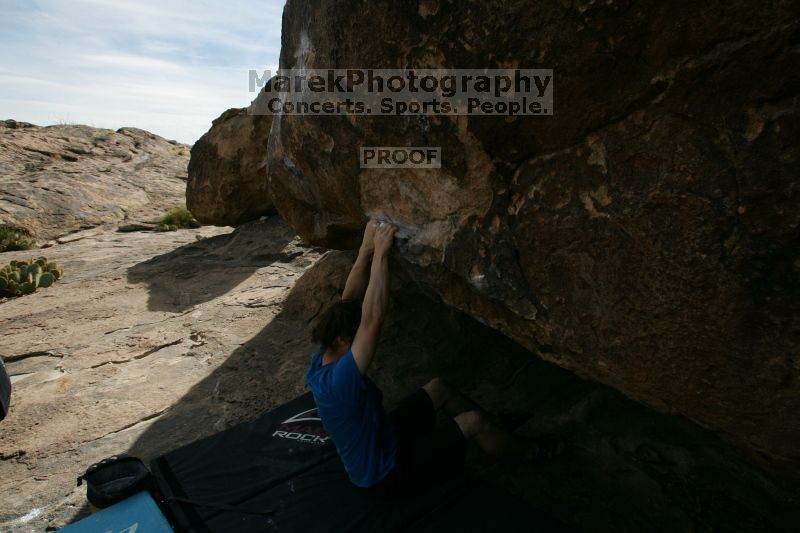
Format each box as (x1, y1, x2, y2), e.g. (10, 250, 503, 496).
(0, 120, 191, 241)
(263, 0, 800, 472)
(186, 107, 274, 225)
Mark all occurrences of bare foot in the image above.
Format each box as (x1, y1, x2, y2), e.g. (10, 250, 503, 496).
(534, 435, 565, 461)
(526, 441, 540, 462)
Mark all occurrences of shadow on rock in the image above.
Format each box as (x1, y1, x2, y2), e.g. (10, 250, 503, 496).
(125, 252, 351, 459)
(114, 252, 799, 532)
(126, 217, 298, 312)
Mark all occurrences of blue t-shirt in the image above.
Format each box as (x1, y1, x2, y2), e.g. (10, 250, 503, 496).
(305, 349, 397, 487)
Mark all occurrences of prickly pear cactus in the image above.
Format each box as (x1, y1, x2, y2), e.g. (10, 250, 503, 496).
(38, 272, 55, 288)
(0, 256, 64, 298)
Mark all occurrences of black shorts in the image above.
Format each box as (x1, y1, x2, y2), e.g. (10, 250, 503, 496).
(365, 389, 467, 497)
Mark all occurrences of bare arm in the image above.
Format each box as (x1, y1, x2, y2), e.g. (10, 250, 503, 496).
(351, 223, 396, 375)
(341, 220, 377, 301)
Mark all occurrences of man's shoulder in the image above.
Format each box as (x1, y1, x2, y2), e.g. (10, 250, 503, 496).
(305, 351, 326, 385)
(311, 350, 366, 402)
(333, 350, 359, 373)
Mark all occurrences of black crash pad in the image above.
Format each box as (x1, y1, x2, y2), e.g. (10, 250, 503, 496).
(151, 392, 569, 532)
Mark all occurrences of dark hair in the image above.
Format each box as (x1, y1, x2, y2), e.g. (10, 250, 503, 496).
(312, 300, 362, 350)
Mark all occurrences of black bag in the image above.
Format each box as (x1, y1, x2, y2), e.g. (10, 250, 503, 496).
(0, 358, 10, 422)
(77, 454, 154, 509)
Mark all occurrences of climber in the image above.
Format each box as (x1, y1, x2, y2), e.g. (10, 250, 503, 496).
(305, 219, 544, 496)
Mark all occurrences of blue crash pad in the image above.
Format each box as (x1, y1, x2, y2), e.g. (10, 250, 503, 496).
(59, 491, 172, 533)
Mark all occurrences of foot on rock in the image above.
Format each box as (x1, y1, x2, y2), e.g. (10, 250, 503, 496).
(495, 411, 534, 431)
(532, 435, 566, 462)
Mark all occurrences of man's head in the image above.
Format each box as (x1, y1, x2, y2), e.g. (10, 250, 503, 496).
(312, 300, 362, 353)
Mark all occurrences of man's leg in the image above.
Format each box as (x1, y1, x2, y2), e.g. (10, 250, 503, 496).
(454, 410, 539, 461)
(422, 377, 481, 418)
(422, 377, 539, 461)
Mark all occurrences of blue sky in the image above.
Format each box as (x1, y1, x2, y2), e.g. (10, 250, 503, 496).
(0, 0, 283, 143)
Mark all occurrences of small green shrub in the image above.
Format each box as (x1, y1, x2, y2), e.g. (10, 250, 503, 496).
(168, 146, 191, 157)
(0, 226, 36, 252)
(0, 256, 63, 298)
(155, 207, 200, 232)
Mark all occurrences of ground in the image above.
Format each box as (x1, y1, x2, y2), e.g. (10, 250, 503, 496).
(1, 218, 798, 532)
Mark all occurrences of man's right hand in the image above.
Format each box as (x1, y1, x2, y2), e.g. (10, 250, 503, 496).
(352, 221, 396, 375)
(373, 222, 397, 255)
(361, 219, 379, 253)
(343, 219, 380, 301)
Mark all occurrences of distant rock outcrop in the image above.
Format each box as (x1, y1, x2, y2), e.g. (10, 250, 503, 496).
(261, 0, 800, 473)
(0, 120, 190, 241)
(186, 107, 274, 226)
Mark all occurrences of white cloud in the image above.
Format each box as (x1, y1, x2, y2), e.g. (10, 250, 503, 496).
(0, 0, 284, 143)
(80, 53, 185, 71)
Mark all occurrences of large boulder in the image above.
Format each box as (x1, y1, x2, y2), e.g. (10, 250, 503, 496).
(186, 107, 275, 226)
(262, 0, 800, 472)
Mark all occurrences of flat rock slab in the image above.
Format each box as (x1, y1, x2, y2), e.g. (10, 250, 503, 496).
(0, 217, 322, 531)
